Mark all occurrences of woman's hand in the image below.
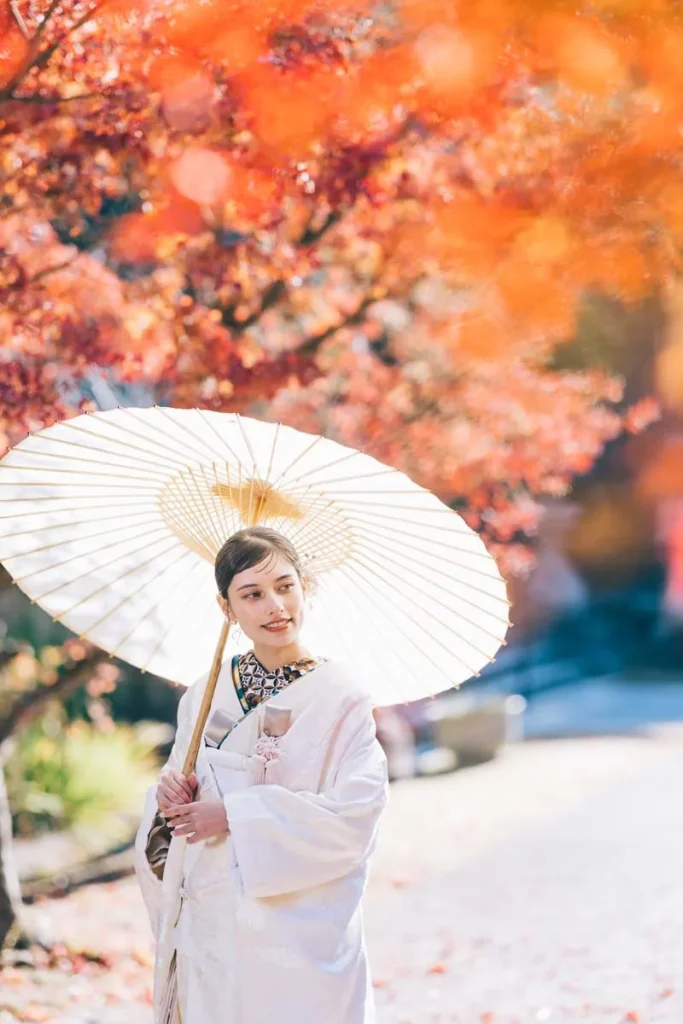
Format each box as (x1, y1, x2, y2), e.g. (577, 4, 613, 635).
(157, 769, 197, 816)
(165, 799, 229, 844)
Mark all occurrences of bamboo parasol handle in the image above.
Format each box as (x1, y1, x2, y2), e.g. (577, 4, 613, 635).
(181, 619, 231, 777)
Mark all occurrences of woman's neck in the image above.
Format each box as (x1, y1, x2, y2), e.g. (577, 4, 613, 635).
(251, 641, 311, 672)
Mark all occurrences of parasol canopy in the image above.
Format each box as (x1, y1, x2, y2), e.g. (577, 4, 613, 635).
(0, 407, 509, 706)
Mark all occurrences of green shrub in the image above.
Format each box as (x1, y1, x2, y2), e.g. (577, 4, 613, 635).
(7, 712, 159, 838)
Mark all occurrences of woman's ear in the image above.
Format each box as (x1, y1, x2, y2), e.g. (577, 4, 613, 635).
(216, 594, 231, 620)
(301, 573, 317, 597)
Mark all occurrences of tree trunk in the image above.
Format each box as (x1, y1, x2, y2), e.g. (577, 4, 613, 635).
(0, 653, 105, 950)
(0, 741, 24, 948)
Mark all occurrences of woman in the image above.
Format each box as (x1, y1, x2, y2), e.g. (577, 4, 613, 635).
(134, 526, 389, 1024)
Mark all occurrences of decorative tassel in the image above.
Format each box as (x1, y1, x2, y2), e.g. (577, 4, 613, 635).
(247, 754, 268, 786)
(159, 951, 182, 1024)
(247, 733, 282, 786)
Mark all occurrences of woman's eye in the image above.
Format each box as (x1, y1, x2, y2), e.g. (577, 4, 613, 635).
(246, 592, 261, 600)
(279, 583, 294, 592)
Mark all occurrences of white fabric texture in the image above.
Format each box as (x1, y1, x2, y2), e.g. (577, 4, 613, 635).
(134, 658, 389, 1024)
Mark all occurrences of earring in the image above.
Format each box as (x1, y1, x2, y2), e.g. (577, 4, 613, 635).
(230, 620, 243, 643)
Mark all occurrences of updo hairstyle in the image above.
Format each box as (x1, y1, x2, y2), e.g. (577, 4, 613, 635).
(214, 527, 307, 599)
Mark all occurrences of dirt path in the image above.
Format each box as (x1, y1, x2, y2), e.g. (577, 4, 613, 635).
(3, 730, 681, 1023)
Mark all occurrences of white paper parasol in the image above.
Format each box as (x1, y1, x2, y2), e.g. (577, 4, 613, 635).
(0, 407, 509, 706)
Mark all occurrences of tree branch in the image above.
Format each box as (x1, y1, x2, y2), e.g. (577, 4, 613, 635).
(218, 208, 345, 331)
(29, 257, 77, 283)
(0, 655, 105, 746)
(36, 1, 112, 67)
(7, 91, 100, 104)
(221, 279, 287, 332)
(219, 204, 345, 333)
(297, 294, 378, 357)
(297, 210, 341, 248)
(9, 1, 29, 39)
(0, 1, 110, 100)
(32, 0, 65, 45)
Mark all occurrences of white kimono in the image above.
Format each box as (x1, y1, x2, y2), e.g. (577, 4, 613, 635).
(134, 658, 389, 1024)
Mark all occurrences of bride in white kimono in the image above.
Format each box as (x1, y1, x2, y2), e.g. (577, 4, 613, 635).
(134, 526, 389, 1024)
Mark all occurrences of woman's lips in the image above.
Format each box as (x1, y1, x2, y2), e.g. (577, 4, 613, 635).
(263, 619, 291, 632)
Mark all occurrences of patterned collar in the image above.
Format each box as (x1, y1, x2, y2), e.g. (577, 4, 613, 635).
(237, 650, 324, 711)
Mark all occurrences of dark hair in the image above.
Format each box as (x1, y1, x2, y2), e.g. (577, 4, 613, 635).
(214, 527, 305, 599)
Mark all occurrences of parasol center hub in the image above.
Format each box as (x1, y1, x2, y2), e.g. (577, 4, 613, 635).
(157, 463, 354, 574)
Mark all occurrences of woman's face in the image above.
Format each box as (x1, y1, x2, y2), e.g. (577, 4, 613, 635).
(223, 553, 306, 648)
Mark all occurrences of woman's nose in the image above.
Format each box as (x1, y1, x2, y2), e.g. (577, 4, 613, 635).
(264, 592, 285, 614)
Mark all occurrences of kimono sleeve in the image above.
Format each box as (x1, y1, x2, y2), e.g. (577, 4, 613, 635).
(133, 684, 195, 933)
(223, 697, 389, 899)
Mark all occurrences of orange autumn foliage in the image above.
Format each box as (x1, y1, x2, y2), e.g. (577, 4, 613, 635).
(0, 26, 28, 88)
(534, 14, 632, 97)
(0, 0, 678, 568)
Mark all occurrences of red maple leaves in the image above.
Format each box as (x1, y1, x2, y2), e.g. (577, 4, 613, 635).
(0, 0, 674, 560)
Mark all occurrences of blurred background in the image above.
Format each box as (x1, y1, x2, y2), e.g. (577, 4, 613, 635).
(1, 0, 683, 1021)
